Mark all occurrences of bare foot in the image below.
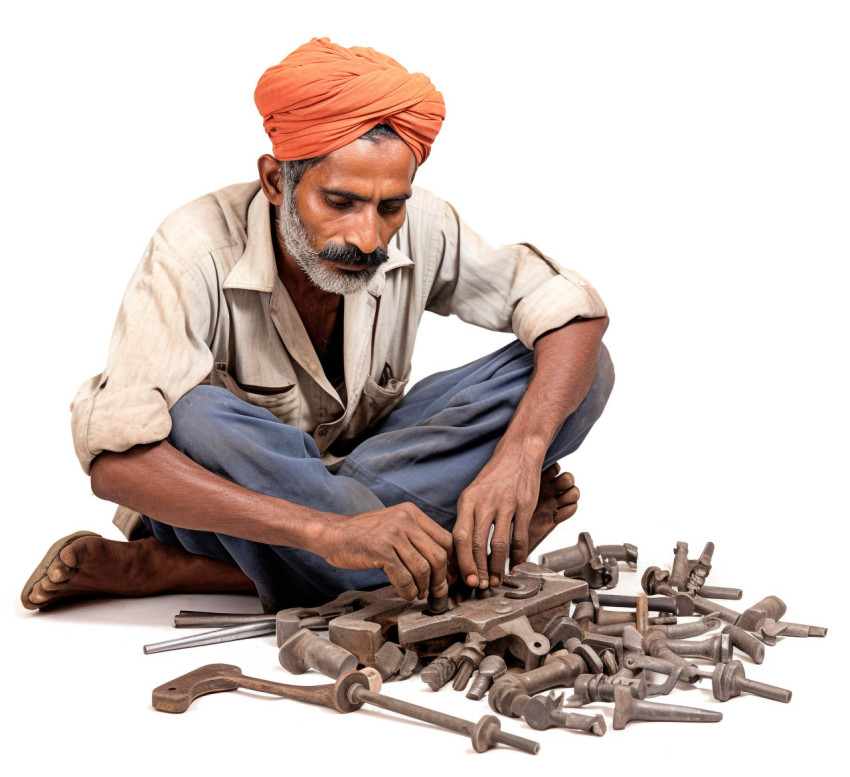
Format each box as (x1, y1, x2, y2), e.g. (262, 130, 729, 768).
(527, 463, 580, 554)
(21, 532, 255, 611)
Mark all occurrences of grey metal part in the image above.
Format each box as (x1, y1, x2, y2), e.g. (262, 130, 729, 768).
(466, 655, 507, 700)
(277, 587, 395, 646)
(582, 633, 624, 664)
(597, 543, 638, 570)
(612, 686, 722, 729)
(396, 574, 586, 667)
(278, 629, 358, 678)
(697, 585, 743, 600)
(174, 611, 275, 628)
(670, 542, 689, 590)
(737, 595, 787, 632)
(143, 621, 276, 654)
(759, 619, 828, 639)
(522, 693, 606, 736)
(327, 587, 415, 667)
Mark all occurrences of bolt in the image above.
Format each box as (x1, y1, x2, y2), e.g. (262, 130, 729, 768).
(589, 617, 678, 637)
(543, 615, 583, 650)
(538, 532, 598, 573)
(345, 679, 540, 754)
(612, 686, 722, 728)
(700, 660, 792, 703)
(512, 652, 588, 695)
(597, 543, 639, 570)
(757, 618, 828, 644)
(686, 541, 715, 593)
(573, 593, 679, 614)
(573, 673, 646, 704)
(697, 585, 743, 600)
(692, 594, 742, 624)
(278, 629, 358, 678)
(642, 567, 696, 615)
(737, 595, 787, 632)
(466, 655, 507, 700)
(670, 541, 690, 590)
(655, 613, 721, 639)
(662, 634, 733, 663)
(450, 632, 486, 691)
(722, 625, 766, 664)
(420, 641, 464, 691)
(523, 692, 606, 736)
(642, 630, 701, 683)
(488, 676, 532, 718)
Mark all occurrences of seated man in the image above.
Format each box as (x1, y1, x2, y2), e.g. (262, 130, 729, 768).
(22, 38, 614, 613)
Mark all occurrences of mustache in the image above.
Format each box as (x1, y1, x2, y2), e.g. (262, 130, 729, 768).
(318, 242, 389, 269)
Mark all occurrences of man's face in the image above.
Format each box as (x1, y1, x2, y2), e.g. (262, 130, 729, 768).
(278, 137, 416, 294)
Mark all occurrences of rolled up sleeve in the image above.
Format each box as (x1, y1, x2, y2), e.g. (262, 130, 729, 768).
(71, 237, 217, 474)
(422, 195, 606, 348)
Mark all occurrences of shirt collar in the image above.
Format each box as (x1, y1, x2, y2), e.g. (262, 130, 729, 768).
(223, 186, 414, 297)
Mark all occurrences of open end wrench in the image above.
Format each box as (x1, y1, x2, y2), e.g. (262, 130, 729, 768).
(152, 664, 540, 754)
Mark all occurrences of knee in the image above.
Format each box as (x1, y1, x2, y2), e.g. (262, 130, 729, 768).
(585, 343, 616, 423)
(168, 385, 274, 459)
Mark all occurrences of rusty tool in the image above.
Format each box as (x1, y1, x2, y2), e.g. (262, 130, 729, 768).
(612, 686, 722, 728)
(523, 692, 606, 736)
(153, 663, 540, 754)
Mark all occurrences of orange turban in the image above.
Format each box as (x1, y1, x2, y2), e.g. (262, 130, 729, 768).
(255, 38, 445, 165)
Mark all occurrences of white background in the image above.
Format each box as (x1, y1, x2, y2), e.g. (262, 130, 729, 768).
(3, 1, 847, 774)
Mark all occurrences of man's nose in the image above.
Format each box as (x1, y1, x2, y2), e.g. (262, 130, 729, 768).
(343, 207, 380, 254)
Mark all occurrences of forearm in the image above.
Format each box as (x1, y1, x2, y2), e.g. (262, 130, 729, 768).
(90, 439, 454, 600)
(498, 316, 609, 457)
(90, 440, 327, 552)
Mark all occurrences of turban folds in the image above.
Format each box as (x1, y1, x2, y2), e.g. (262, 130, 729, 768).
(255, 38, 445, 165)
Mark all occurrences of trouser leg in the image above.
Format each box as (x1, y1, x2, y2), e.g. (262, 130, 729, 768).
(142, 385, 390, 610)
(145, 341, 614, 610)
(337, 340, 615, 530)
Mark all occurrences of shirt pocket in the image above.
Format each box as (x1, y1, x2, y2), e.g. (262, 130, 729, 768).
(209, 364, 300, 426)
(357, 374, 408, 427)
(329, 374, 407, 455)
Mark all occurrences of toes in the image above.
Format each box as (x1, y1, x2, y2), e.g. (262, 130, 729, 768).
(555, 503, 579, 523)
(59, 540, 85, 568)
(29, 579, 53, 604)
(553, 471, 575, 492)
(47, 557, 74, 583)
(557, 485, 580, 506)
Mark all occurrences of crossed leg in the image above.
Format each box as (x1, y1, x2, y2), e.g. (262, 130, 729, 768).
(22, 341, 612, 611)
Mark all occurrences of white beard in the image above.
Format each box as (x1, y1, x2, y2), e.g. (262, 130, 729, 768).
(276, 198, 380, 296)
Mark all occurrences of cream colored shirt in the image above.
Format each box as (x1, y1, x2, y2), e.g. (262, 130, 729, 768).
(71, 182, 606, 535)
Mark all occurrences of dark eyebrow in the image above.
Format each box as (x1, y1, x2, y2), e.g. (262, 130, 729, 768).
(320, 187, 412, 203)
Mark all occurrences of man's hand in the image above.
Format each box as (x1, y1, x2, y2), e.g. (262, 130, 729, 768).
(452, 317, 609, 590)
(319, 503, 454, 601)
(452, 439, 545, 589)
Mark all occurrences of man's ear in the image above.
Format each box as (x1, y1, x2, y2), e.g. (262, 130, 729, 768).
(258, 154, 284, 206)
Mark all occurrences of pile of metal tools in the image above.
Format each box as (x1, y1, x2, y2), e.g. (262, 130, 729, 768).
(148, 534, 827, 752)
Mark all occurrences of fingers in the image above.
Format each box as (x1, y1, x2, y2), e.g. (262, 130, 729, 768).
(553, 471, 575, 492)
(453, 495, 481, 588)
(487, 507, 515, 587)
(555, 502, 579, 523)
(509, 499, 536, 569)
(407, 529, 449, 599)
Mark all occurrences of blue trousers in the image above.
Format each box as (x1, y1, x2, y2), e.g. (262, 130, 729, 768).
(143, 340, 614, 611)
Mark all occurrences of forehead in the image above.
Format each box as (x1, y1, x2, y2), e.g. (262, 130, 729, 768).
(302, 137, 416, 196)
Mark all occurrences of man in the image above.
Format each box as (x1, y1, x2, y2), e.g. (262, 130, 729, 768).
(21, 38, 613, 613)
